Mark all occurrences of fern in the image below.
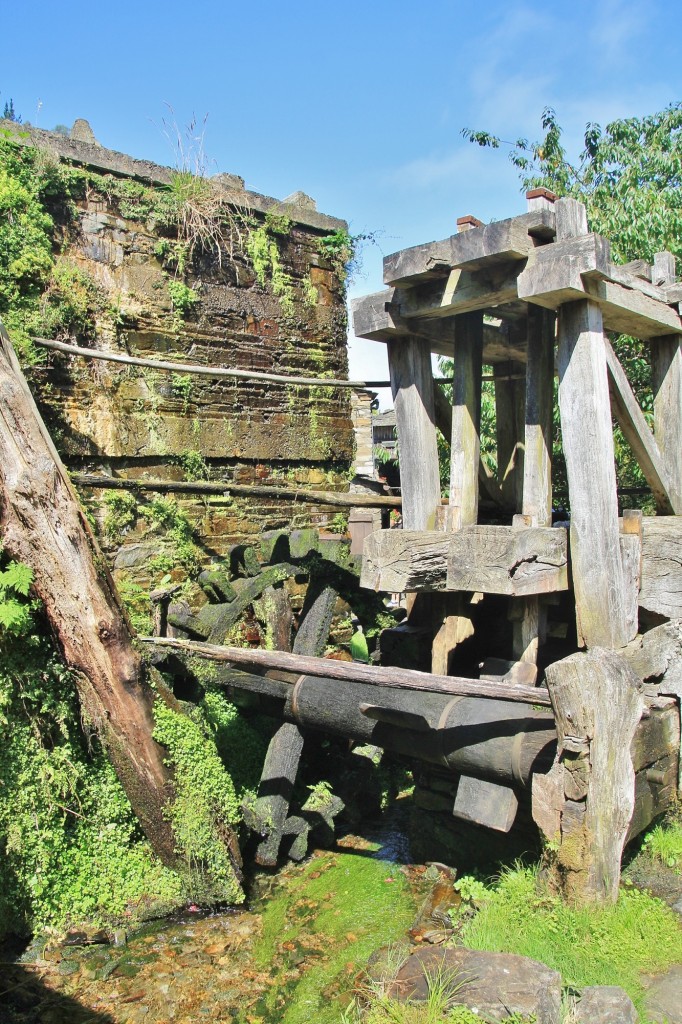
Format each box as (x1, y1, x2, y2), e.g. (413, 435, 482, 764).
(0, 551, 34, 636)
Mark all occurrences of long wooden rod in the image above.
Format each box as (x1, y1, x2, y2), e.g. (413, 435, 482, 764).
(141, 636, 552, 706)
(71, 473, 402, 508)
(33, 338, 517, 390)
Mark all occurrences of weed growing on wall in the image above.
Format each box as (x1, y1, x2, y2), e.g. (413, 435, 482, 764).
(246, 210, 297, 315)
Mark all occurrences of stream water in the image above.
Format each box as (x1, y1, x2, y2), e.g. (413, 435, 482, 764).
(2, 802, 443, 1024)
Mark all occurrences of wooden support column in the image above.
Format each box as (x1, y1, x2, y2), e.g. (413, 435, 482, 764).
(432, 313, 483, 673)
(651, 250, 682, 511)
(553, 198, 628, 649)
(513, 307, 555, 663)
(387, 336, 441, 531)
(558, 299, 629, 648)
(494, 355, 525, 513)
(449, 311, 483, 527)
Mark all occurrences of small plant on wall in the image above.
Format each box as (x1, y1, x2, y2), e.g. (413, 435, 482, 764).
(246, 209, 305, 315)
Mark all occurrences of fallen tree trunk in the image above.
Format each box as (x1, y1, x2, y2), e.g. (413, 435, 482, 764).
(0, 320, 241, 887)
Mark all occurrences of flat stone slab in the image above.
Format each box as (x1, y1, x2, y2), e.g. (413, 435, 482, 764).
(387, 946, 561, 1024)
(643, 964, 682, 1024)
(574, 985, 638, 1023)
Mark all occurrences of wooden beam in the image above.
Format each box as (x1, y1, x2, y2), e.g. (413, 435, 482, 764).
(518, 252, 682, 338)
(400, 265, 521, 321)
(523, 307, 555, 527)
(557, 299, 630, 648)
(352, 289, 525, 361)
(447, 525, 568, 596)
(141, 636, 553, 706)
(388, 336, 441, 531)
(603, 338, 678, 514)
(449, 312, 483, 528)
(383, 209, 556, 286)
(651, 336, 682, 511)
(361, 530, 449, 593)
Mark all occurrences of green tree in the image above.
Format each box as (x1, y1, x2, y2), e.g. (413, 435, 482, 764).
(463, 104, 682, 506)
(1, 97, 21, 123)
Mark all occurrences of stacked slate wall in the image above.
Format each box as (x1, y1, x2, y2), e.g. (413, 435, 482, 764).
(8, 123, 354, 591)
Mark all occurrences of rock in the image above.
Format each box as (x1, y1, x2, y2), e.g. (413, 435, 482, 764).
(387, 946, 561, 1024)
(113, 542, 159, 569)
(574, 986, 638, 1023)
(643, 965, 682, 1023)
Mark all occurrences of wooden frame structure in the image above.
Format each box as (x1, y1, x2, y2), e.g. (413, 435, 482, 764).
(353, 191, 682, 900)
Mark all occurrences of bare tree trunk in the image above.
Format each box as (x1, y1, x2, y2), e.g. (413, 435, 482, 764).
(0, 321, 239, 881)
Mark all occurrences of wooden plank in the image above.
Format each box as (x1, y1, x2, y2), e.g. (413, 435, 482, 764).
(449, 312, 483, 527)
(557, 299, 629, 648)
(639, 516, 682, 619)
(142, 636, 554, 706)
(447, 525, 568, 596)
(383, 209, 555, 286)
(651, 335, 682, 510)
(604, 337, 678, 514)
(388, 336, 441, 531)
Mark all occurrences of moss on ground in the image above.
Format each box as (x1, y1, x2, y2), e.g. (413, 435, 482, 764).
(248, 849, 416, 1024)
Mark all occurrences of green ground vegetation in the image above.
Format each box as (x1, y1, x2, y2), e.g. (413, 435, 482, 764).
(453, 863, 682, 1015)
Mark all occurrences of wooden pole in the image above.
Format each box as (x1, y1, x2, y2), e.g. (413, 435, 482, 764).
(71, 473, 401, 509)
(141, 636, 552, 706)
(554, 199, 629, 649)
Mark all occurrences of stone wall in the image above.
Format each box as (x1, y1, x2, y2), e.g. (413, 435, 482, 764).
(7, 121, 357, 588)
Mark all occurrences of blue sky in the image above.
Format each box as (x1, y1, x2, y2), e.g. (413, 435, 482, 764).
(2, 0, 680, 400)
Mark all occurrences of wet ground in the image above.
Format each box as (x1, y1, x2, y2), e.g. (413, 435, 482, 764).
(0, 806, 438, 1024)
